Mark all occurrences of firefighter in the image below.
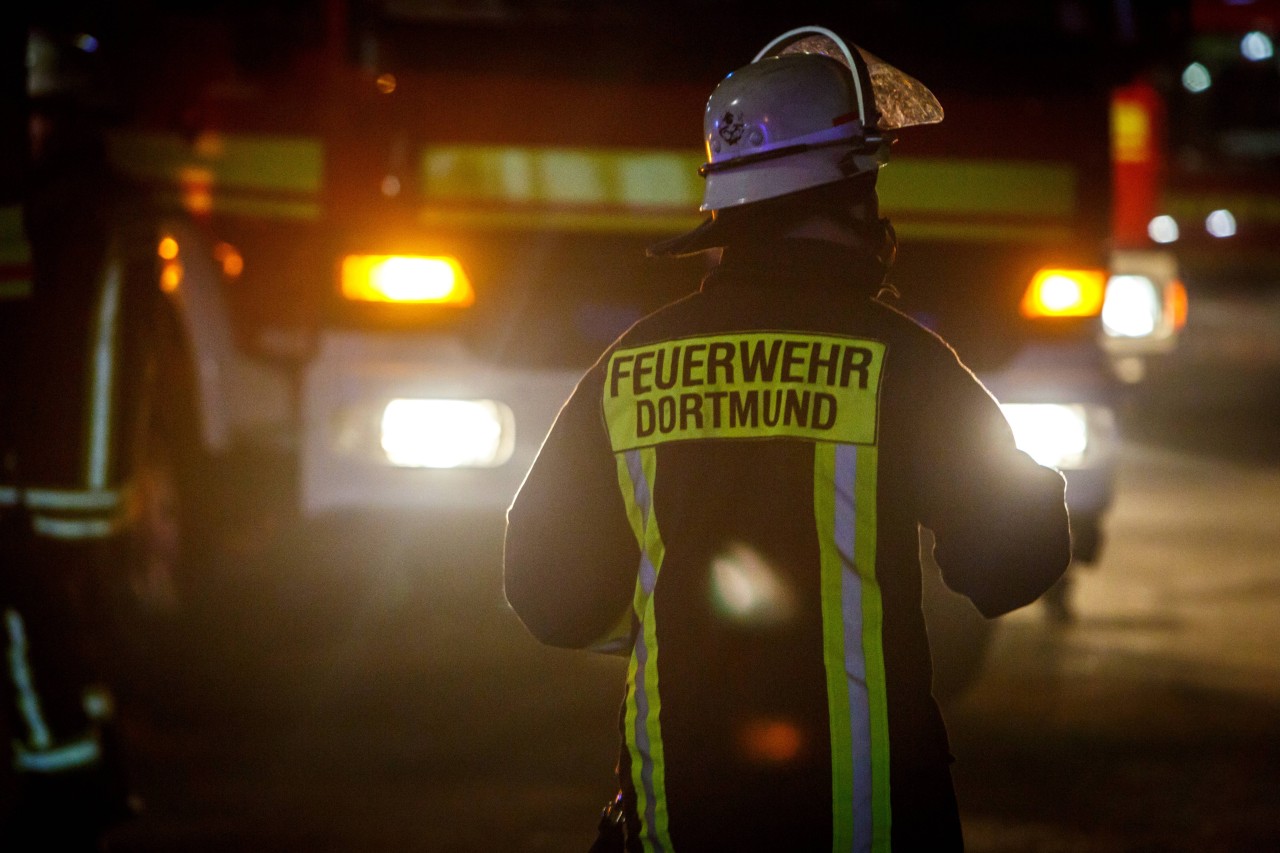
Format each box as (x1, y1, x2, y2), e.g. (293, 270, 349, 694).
(503, 26, 1073, 851)
(0, 21, 147, 848)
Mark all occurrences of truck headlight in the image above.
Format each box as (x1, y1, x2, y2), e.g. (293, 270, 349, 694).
(1102, 274, 1162, 338)
(999, 403, 1088, 469)
(380, 399, 514, 468)
(1103, 249, 1189, 349)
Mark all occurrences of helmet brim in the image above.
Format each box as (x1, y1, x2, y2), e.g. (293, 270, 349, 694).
(646, 216, 728, 258)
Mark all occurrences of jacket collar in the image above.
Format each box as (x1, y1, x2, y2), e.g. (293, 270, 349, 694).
(701, 238, 887, 297)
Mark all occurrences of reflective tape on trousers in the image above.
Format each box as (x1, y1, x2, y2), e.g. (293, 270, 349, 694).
(0, 485, 124, 511)
(12, 737, 103, 773)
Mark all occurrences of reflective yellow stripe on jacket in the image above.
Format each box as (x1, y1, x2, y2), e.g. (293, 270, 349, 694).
(614, 447, 674, 852)
(815, 442, 891, 852)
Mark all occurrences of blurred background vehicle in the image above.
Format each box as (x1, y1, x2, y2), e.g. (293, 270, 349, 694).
(1115, 0, 1280, 398)
(13, 1, 1214, 698)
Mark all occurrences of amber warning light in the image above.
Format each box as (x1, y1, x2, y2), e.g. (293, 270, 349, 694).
(1020, 268, 1106, 319)
(341, 255, 474, 306)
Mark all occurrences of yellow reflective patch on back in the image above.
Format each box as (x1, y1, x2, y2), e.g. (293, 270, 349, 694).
(604, 333, 885, 452)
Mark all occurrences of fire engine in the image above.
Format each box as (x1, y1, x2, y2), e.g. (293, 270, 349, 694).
(1121, 0, 1280, 389)
(10, 2, 1194, 695)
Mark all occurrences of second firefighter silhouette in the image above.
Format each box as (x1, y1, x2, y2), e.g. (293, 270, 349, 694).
(0, 22, 152, 848)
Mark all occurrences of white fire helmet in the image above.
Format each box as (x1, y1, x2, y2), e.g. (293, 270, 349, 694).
(699, 26, 943, 212)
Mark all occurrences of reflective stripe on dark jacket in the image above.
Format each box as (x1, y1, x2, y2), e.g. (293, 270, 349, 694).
(504, 238, 1072, 852)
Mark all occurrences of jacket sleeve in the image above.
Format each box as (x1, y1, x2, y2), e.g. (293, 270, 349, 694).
(503, 363, 640, 649)
(914, 342, 1073, 619)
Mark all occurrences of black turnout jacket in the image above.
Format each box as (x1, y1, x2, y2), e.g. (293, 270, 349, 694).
(504, 238, 1071, 852)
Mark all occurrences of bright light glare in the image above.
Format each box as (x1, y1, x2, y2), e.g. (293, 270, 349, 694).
(214, 242, 244, 279)
(1242, 31, 1274, 61)
(341, 255, 474, 305)
(1103, 275, 1161, 338)
(1020, 269, 1106, 318)
(1206, 209, 1237, 238)
(1148, 214, 1180, 244)
(380, 399, 511, 468)
(1182, 62, 1212, 93)
(1000, 404, 1088, 469)
(710, 542, 797, 626)
(375, 258, 455, 300)
(736, 717, 804, 764)
(159, 261, 183, 294)
(1040, 276, 1084, 311)
(1168, 279, 1189, 331)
